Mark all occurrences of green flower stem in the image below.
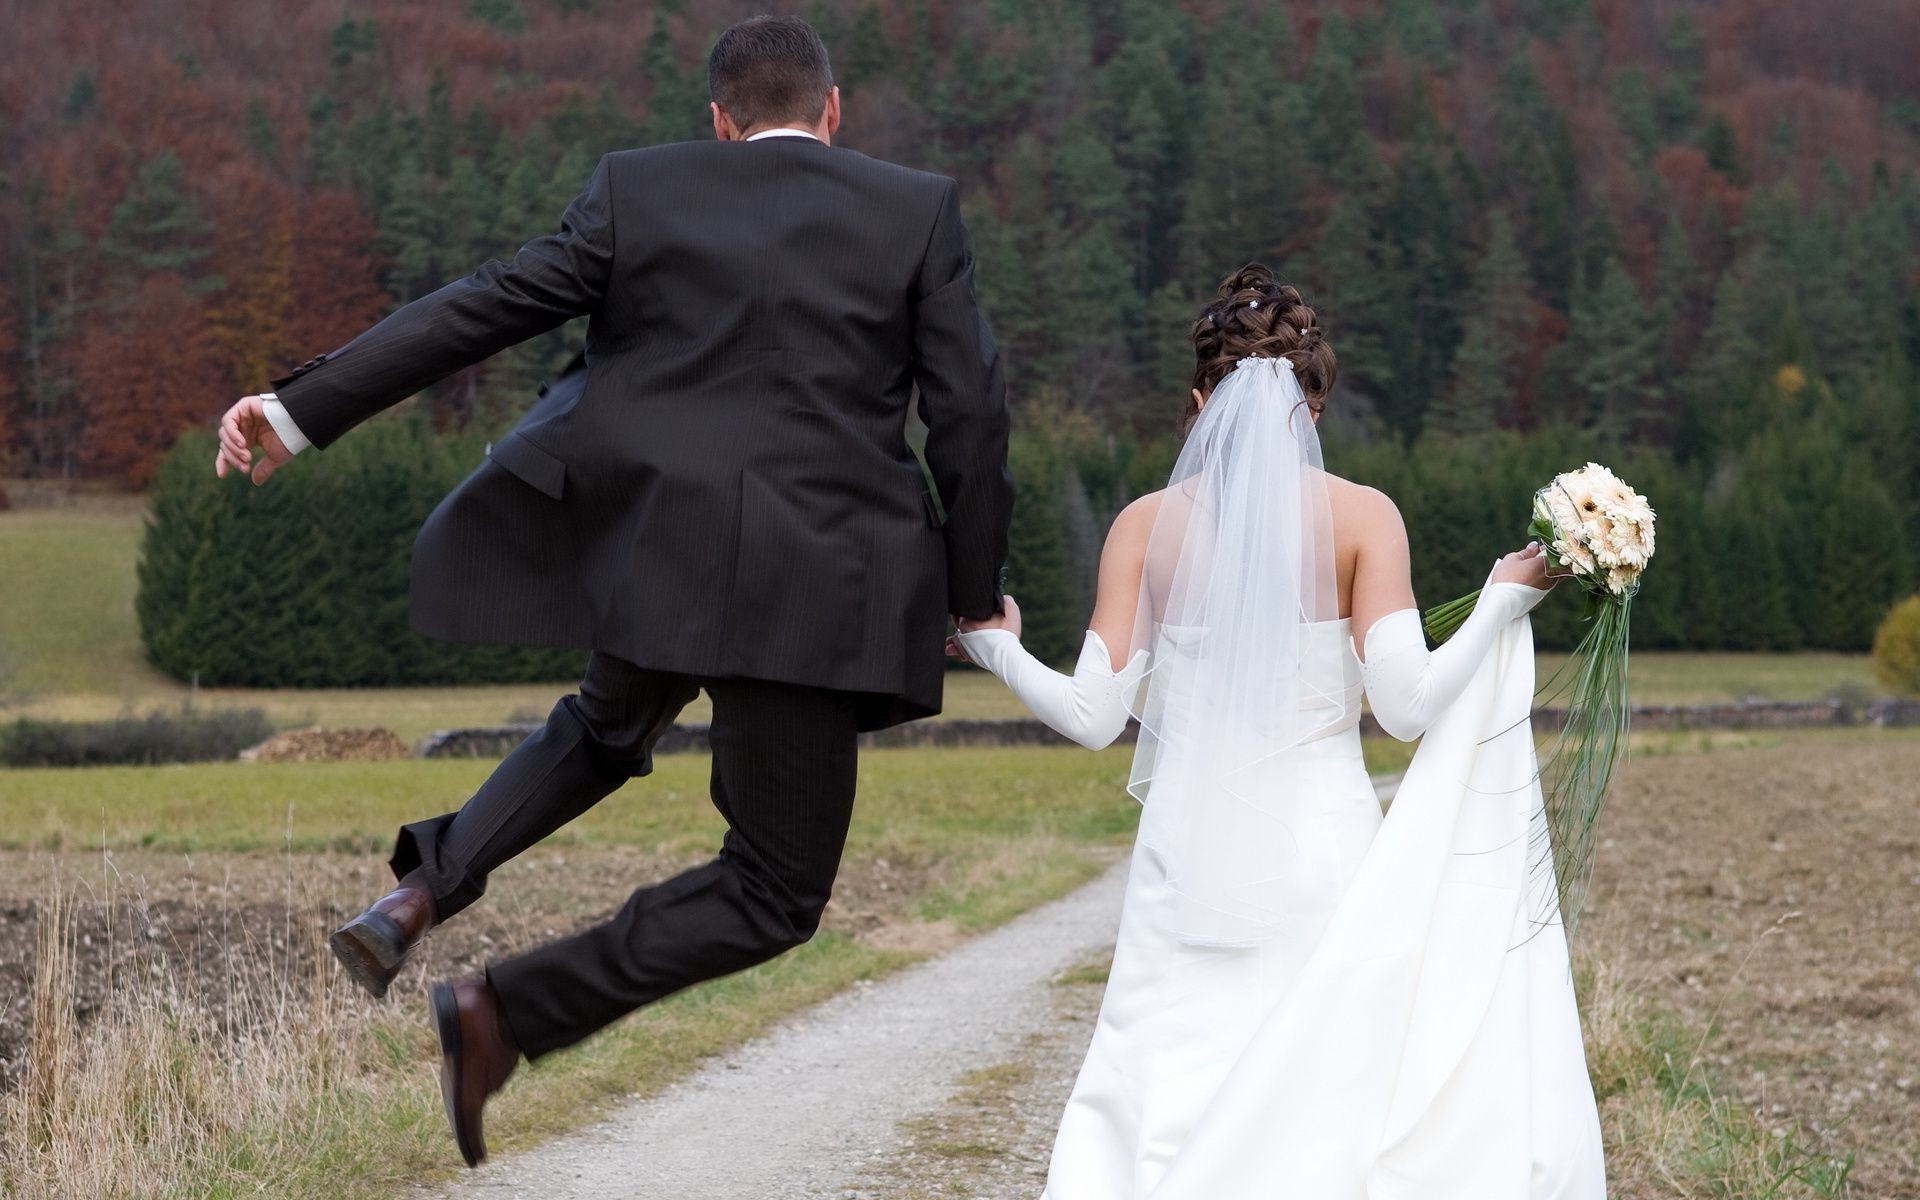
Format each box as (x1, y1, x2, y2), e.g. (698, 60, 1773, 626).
(1422, 589, 1482, 643)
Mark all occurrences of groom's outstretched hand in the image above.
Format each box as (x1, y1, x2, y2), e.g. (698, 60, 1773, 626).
(214, 395, 293, 486)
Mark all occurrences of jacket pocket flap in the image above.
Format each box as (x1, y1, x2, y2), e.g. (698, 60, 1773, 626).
(488, 432, 567, 500)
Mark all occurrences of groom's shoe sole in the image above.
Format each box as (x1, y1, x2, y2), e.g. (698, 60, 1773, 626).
(329, 912, 409, 1000)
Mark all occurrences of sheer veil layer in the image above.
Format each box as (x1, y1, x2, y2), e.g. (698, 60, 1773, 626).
(1125, 355, 1341, 947)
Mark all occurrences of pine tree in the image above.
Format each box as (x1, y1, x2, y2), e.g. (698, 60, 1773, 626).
(1005, 434, 1081, 667)
(1655, 12, 1705, 140)
(423, 67, 456, 178)
(1309, 196, 1401, 418)
(1173, 13, 1305, 287)
(244, 95, 280, 163)
(1383, 0, 1450, 64)
(1383, 142, 1468, 427)
(468, 0, 525, 34)
(102, 151, 218, 291)
(1608, 68, 1659, 158)
(641, 13, 709, 145)
(1700, 113, 1740, 179)
(842, 2, 892, 91)
(1307, 14, 1373, 188)
(1493, 50, 1579, 309)
(1567, 256, 1663, 442)
(1437, 210, 1533, 435)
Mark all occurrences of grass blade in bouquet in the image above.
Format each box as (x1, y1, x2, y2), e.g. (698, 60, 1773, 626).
(1425, 463, 1657, 939)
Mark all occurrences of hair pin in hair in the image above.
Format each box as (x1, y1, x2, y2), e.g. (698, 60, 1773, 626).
(1247, 299, 1259, 309)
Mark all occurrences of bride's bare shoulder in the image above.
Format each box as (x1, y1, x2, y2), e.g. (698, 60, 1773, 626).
(1323, 474, 1406, 538)
(1105, 489, 1159, 560)
(1108, 489, 1164, 550)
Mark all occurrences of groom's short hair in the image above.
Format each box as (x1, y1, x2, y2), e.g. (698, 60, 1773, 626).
(708, 15, 834, 132)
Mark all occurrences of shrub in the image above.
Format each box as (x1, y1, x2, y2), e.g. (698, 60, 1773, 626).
(137, 420, 584, 687)
(0, 706, 275, 768)
(1872, 595, 1920, 696)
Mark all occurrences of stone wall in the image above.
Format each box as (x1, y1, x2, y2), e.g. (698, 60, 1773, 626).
(414, 698, 1920, 759)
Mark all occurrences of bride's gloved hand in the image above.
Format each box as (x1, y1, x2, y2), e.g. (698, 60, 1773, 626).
(952, 597, 1145, 751)
(1359, 545, 1554, 742)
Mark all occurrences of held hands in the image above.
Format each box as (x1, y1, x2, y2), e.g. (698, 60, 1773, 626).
(1490, 541, 1556, 590)
(945, 595, 1023, 665)
(214, 395, 293, 485)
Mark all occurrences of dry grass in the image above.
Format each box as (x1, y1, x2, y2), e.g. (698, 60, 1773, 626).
(1580, 935, 1857, 1198)
(0, 746, 1139, 1199)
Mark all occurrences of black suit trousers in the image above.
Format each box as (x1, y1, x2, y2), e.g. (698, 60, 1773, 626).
(389, 653, 861, 1059)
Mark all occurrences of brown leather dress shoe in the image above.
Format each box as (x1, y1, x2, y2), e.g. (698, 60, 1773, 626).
(431, 975, 521, 1168)
(329, 885, 434, 999)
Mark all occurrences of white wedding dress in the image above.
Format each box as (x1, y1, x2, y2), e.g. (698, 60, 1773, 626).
(957, 356, 1606, 1197)
(1036, 615, 1604, 1198)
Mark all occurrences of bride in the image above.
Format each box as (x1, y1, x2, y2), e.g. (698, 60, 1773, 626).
(952, 265, 1606, 1198)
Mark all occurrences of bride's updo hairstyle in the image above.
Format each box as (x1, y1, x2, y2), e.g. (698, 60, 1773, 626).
(1185, 263, 1336, 432)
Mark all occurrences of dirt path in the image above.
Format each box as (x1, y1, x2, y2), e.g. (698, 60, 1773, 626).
(427, 861, 1130, 1199)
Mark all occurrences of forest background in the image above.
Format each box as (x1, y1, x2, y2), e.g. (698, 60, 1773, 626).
(2, 0, 1917, 675)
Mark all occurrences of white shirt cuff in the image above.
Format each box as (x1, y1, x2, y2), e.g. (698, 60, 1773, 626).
(259, 393, 311, 455)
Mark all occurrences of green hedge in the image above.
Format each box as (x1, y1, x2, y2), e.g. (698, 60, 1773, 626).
(1007, 417, 1915, 657)
(1328, 426, 1914, 653)
(139, 405, 1914, 691)
(138, 421, 584, 687)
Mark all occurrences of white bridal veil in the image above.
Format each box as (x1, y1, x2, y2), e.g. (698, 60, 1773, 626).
(1125, 355, 1343, 947)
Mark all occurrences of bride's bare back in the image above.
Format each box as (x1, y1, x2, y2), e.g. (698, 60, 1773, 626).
(963, 475, 1545, 663)
(1072, 475, 1412, 661)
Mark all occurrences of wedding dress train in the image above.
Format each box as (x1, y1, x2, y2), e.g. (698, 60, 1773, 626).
(1039, 615, 1606, 1199)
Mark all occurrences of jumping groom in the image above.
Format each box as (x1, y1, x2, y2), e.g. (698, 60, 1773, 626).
(212, 15, 1012, 1166)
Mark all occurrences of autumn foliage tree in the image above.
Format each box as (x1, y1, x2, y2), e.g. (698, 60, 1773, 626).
(0, 0, 1915, 658)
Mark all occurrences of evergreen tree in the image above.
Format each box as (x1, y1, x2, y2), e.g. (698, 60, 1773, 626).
(62, 71, 97, 120)
(1383, 0, 1450, 64)
(1173, 12, 1305, 287)
(468, 0, 525, 34)
(1566, 256, 1663, 441)
(1493, 50, 1579, 308)
(641, 13, 709, 145)
(423, 66, 456, 178)
(1437, 209, 1533, 434)
(841, 2, 891, 90)
(1655, 12, 1705, 139)
(243, 95, 280, 163)
(1609, 68, 1659, 158)
(1306, 14, 1373, 188)
(1382, 142, 1468, 427)
(102, 151, 218, 290)
(1309, 196, 1401, 420)
(1700, 112, 1740, 179)
(1004, 434, 1081, 667)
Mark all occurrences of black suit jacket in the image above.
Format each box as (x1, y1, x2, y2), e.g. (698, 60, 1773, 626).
(270, 138, 1012, 730)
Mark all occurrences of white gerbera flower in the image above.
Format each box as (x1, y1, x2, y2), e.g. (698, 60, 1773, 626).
(1553, 536, 1596, 576)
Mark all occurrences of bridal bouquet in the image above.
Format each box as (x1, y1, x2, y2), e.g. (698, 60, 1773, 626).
(1424, 463, 1657, 936)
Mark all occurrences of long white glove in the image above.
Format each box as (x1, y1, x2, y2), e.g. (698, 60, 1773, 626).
(953, 628, 1145, 750)
(1359, 579, 1549, 741)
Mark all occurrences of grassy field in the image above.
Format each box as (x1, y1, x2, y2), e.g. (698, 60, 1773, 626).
(1, 717, 1910, 1196)
(0, 500, 1893, 748)
(0, 745, 1143, 1198)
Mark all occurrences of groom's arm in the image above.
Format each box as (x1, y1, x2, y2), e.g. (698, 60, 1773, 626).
(267, 155, 617, 451)
(911, 179, 1013, 621)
